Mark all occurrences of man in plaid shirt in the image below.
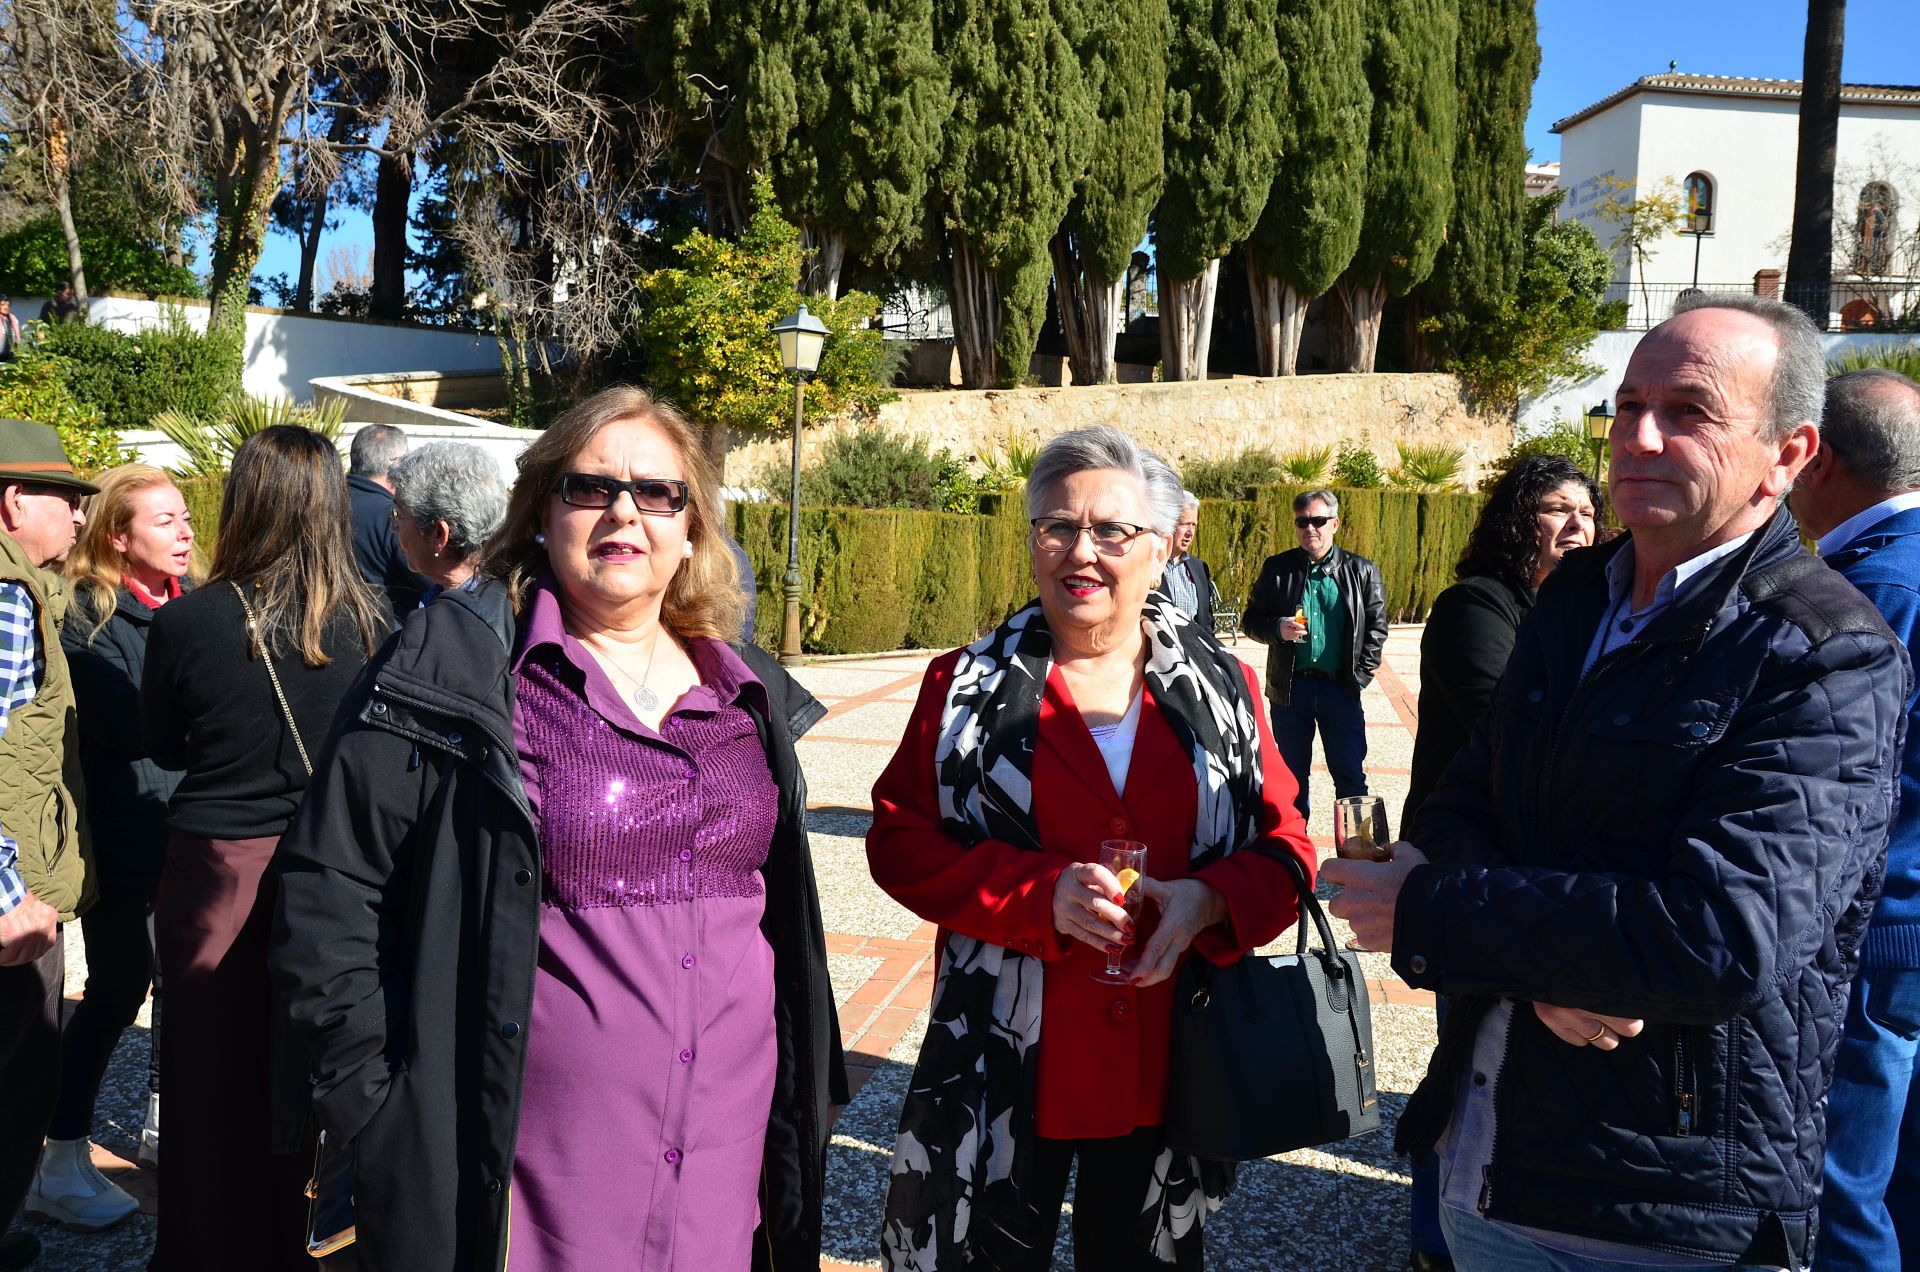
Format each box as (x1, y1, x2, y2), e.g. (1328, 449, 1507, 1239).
(0, 419, 93, 1272)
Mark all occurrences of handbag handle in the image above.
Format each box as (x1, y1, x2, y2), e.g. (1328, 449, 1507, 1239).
(1186, 847, 1350, 1010)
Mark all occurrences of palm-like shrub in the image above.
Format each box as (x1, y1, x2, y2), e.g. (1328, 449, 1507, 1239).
(150, 394, 347, 477)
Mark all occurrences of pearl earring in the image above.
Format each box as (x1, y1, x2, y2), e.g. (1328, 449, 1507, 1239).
(534, 532, 546, 546)
(682, 540, 694, 559)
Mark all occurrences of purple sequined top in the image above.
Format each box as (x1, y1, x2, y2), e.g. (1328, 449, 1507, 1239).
(506, 578, 780, 1271)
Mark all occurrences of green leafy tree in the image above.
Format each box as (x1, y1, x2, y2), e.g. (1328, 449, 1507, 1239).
(1595, 175, 1686, 324)
(775, 0, 950, 297)
(30, 309, 243, 433)
(1246, 0, 1370, 375)
(0, 355, 128, 471)
(1443, 191, 1627, 412)
(0, 215, 202, 299)
(1330, 0, 1458, 372)
(1416, 0, 1538, 366)
(935, 0, 1093, 388)
(637, 178, 899, 464)
(1049, 0, 1168, 384)
(1152, 0, 1282, 380)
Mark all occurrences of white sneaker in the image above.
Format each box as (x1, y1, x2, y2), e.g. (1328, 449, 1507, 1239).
(137, 1093, 160, 1169)
(24, 1138, 140, 1230)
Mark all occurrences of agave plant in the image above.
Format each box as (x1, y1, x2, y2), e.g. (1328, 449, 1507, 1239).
(1277, 445, 1333, 484)
(1828, 342, 1920, 381)
(151, 393, 348, 477)
(1389, 441, 1466, 492)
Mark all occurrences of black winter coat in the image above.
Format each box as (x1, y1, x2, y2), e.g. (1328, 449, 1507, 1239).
(60, 585, 184, 890)
(1395, 509, 1908, 1266)
(1402, 572, 1533, 825)
(269, 582, 848, 1272)
(1241, 545, 1388, 705)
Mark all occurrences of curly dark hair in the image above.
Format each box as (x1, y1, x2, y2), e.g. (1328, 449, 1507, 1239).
(1455, 454, 1599, 585)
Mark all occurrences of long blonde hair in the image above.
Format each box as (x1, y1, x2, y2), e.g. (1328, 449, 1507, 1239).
(65, 464, 203, 642)
(480, 386, 746, 643)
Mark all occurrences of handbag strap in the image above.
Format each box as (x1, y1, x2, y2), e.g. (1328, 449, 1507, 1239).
(232, 581, 313, 778)
(1264, 847, 1342, 960)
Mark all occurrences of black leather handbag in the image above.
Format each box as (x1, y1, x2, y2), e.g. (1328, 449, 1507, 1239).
(305, 1130, 356, 1257)
(1165, 852, 1382, 1161)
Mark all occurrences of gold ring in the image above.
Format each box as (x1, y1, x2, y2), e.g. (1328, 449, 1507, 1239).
(1584, 1023, 1608, 1043)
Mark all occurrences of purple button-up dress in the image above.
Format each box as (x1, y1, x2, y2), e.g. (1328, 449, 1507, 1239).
(506, 581, 779, 1271)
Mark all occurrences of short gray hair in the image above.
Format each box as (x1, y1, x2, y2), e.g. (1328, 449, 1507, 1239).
(1179, 489, 1201, 516)
(1669, 292, 1826, 442)
(1293, 488, 1340, 517)
(1823, 369, 1920, 493)
(390, 442, 508, 560)
(349, 424, 410, 479)
(1025, 425, 1184, 536)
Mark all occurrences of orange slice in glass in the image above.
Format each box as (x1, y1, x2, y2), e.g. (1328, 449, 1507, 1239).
(1114, 868, 1141, 896)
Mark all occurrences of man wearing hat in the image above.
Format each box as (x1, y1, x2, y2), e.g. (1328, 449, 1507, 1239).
(0, 419, 95, 1271)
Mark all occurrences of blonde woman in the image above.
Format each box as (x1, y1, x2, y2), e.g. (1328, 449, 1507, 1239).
(25, 466, 196, 1230)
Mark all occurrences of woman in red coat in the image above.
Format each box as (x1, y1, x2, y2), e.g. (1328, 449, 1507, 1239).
(868, 425, 1316, 1271)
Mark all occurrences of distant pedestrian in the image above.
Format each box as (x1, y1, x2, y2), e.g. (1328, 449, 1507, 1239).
(0, 418, 95, 1272)
(0, 300, 21, 362)
(385, 441, 506, 608)
(345, 423, 429, 617)
(141, 426, 387, 1272)
(37, 285, 77, 326)
(1156, 489, 1221, 629)
(26, 465, 196, 1233)
(1241, 489, 1387, 821)
(1790, 368, 1920, 1272)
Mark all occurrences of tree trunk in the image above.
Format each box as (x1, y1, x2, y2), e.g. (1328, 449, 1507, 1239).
(800, 224, 845, 299)
(1328, 275, 1387, 372)
(207, 135, 283, 337)
(294, 192, 326, 311)
(948, 236, 1003, 389)
(371, 151, 412, 320)
(1159, 259, 1221, 381)
(1048, 234, 1122, 386)
(50, 173, 90, 319)
(1246, 244, 1308, 376)
(1403, 291, 1435, 371)
(1785, 0, 1846, 327)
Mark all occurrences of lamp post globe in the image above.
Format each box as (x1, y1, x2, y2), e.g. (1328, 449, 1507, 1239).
(1585, 399, 1614, 485)
(770, 305, 832, 667)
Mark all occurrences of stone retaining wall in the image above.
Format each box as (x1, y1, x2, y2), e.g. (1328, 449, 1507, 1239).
(724, 371, 1510, 488)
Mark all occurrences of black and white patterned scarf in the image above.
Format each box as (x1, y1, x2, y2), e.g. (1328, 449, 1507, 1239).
(879, 595, 1266, 1269)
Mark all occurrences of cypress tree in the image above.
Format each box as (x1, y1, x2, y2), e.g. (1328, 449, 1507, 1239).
(1330, 0, 1457, 372)
(775, 0, 950, 297)
(936, 0, 1093, 388)
(1417, 0, 1539, 365)
(1245, 0, 1370, 375)
(1152, 0, 1283, 381)
(1049, 0, 1169, 384)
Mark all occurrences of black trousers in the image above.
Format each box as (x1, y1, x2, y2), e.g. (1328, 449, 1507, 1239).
(50, 884, 158, 1140)
(1011, 1128, 1200, 1272)
(0, 937, 64, 1227)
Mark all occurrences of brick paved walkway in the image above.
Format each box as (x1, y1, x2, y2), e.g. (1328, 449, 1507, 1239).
(35, 626, 1437, 1271)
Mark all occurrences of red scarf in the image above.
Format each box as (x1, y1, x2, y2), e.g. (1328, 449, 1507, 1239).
(125, 573, 182, 610)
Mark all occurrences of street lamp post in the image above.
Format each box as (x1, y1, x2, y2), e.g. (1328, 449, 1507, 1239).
(771, 304, 831, 667)
(1585, 399, 1614, 486)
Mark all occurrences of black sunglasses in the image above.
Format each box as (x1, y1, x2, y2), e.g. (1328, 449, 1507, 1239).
(1295, 515, 1334, 529)
(555, 473, 689, 514)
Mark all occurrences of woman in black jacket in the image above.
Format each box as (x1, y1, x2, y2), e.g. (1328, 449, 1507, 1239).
(1400, 452, 1596, 1272)
(141, 427, 389, 1271)
(28, 465, 196, 1230)
(270, 387, 846, 1272)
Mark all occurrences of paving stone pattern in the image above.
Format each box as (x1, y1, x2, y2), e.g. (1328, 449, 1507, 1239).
(30, 628, 1434, 1270)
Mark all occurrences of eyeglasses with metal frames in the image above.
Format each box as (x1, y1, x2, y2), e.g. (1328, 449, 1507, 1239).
(1029, 518, 1154, 554)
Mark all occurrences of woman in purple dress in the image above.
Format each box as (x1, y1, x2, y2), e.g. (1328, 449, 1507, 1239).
(271, 387, 846, 1272)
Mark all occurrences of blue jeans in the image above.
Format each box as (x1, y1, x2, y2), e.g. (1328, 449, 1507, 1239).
(1270, 674, 1368, 821)
(1816, 963, 1920, 1271)
(1438, 1206, 1782, 1271)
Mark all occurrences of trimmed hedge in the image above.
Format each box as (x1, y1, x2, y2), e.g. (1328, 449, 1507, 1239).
(176, 474, 226, 564)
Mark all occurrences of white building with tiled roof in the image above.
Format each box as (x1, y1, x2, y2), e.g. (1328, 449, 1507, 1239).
(1553, 72, 1920, 328)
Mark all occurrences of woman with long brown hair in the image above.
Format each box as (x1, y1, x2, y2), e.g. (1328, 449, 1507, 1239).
(271, 387, 844, 1271)
(25, 466, 197, 1232)
(141, 426, 387, 1271)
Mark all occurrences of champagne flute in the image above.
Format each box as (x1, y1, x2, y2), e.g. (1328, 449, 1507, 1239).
(1090, 839, 1149, 983)
(1333, 796, 1392, 952)
(1292, 605, 1309, 641)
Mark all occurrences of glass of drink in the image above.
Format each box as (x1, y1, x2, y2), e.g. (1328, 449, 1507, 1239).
(1334, 796, 1392, 862)
(1090, 839, 1149, 983)
(1292, 605, 1309, 640)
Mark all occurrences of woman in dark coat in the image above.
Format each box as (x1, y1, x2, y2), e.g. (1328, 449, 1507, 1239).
(1400, 452, 1597, 1272)
(28, 465, 196, 1230)
(141, 428, 389, 1271)
(270, 386, 846, 1272)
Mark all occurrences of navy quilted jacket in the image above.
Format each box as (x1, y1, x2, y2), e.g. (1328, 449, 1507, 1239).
(1393, 508, 1908, 1267)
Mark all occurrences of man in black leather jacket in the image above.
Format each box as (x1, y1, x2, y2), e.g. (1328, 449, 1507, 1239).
(1242, 488, 1388, 820)
(1327, 294, 1909, 1270)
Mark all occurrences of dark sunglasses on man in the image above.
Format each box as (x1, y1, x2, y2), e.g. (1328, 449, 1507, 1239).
(555, 472, 690, 514)
(1295, 515, 1334, 529)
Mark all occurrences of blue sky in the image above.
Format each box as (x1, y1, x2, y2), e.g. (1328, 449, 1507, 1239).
(256, 0, 1920, 294)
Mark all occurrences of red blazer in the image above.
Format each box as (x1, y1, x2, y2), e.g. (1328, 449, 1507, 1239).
(868, 650, 1316, 1140)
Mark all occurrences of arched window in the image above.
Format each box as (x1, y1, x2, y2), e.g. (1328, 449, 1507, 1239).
(1858, 181, 1900, 276)
(1684, 172, 1715, 235)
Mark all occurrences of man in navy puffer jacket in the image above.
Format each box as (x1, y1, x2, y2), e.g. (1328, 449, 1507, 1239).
(1790, 367, 1920, 1272)
(1328, 294, 1909, 1271)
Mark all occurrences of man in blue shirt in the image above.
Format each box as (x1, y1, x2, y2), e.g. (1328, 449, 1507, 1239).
(1789, 367, 1920, 1272)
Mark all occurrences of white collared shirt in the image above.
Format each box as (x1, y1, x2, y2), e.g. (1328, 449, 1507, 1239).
(1815, 490, 1920, 558)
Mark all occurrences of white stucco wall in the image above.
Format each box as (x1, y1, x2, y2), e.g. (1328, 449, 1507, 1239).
(12, 294, 502, 401)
